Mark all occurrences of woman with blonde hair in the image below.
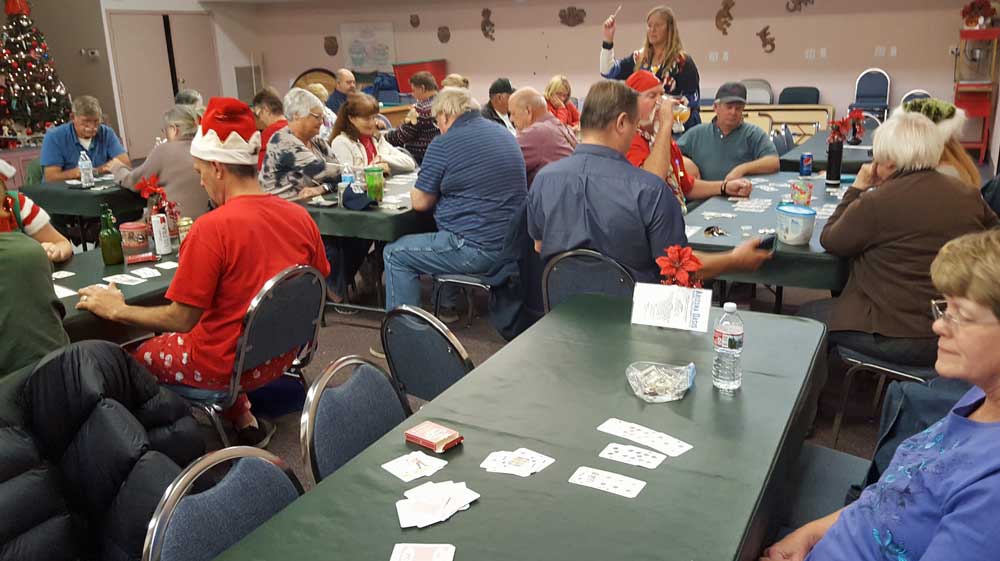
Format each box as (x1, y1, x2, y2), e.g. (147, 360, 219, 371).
(544, 74, 580, 129)
(599, 5, 701, 129)
(441, 73, 469, 89)
(304, 82, 337, 141)
(899, 98, 980, 188)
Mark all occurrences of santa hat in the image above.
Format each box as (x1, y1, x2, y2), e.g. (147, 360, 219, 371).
(625, 70, 661, 93)
(190, 97, 260, 166)
(0, 158, 15, 180)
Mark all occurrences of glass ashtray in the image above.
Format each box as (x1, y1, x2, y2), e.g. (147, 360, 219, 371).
(626, 361, 696, 403)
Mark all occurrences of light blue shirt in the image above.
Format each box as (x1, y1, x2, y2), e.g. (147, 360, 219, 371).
(39, 122, 126, 171)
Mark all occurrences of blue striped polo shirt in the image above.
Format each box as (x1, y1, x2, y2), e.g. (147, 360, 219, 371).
(415, 111, 527, 251)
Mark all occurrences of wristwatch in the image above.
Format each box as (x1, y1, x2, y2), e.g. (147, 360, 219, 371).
(720, 181, 728, 196)
(602, 41, 614, 50)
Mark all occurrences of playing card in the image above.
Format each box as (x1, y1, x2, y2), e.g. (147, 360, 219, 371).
(102, 274, 146, 286)
(52, 284, 77, 299)
(480, 448, 554, 477)
(51, 270, 75, 279)
(597, 418, 693, 457)
(568, 466, 646, 498)
(396, 481, 479, 528)
(389, 544, 455, 561)
(382, 451, 447, 483)
(395, 498, 442, 529)
(130, 267, 161, 279)
(154, 261, 179, 269)
(512, 448, 555, 474)
(599, 443, 667, 470)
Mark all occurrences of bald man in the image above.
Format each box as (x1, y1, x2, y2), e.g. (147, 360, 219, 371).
(325, 68, 357, 113)
(509, 87, 577, 187)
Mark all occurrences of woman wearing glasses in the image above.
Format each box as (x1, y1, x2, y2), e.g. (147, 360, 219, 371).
(764, 229, 1000, 561)
(799, 110, 998, 367)
(330, 93, 416, 176)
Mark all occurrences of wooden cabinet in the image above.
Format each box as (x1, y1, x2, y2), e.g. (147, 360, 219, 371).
(0, 146, 42, 190)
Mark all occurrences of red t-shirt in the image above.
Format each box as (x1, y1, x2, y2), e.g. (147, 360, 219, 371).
(166, 194, 330, 378)
(360, 135, 377, 164)
(547, 100, 580, 128)
(257, 119, 288, 170)
(627, 132, 693, 195)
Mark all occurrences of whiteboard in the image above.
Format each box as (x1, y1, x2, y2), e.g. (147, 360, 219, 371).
(339, 22, 395, 73)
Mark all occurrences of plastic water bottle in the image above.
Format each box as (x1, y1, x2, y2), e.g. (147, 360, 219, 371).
(712, 302, 744, 392)
(341, 167, 354, 187)
(78, 151, 94, 188)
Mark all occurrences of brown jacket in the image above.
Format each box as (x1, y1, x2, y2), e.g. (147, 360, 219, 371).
(821, 169, 999, 338)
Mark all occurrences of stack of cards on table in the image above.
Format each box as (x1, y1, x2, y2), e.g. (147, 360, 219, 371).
(382, 451, 448, 483)
(405, 421, 463, 453)
(597, 418, 693, 457)
(480, 448, 554, 477)
(568, 466, 647, 498)
(389, 544, 455, 561)
(395, 481, 479, 529)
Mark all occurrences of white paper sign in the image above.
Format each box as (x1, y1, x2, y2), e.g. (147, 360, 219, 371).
(630, 283, 712, 332)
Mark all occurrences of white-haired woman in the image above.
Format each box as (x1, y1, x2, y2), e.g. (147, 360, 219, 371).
(109, 104, 209, 218)
(330, 93, 415, 175)
(259, 87, 341, 201)
(765, 229, 1000, 561)
(798, 111, 999, 367)
(898, 98, 981, 188)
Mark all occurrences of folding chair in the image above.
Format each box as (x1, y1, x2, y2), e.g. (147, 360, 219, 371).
(542, 249, 635, 313)
(849, 68, 890, 120)
(382, 305, 474, 403)
(778, 86, 820, 105)
(741, 79, 774, 104)
(771, 129, 789, 156)
(900, 89, 931, 105)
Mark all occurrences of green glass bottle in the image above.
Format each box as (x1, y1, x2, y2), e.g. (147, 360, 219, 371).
(98, 203, 124, 266)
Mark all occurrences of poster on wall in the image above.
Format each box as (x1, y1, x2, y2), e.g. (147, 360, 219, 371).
(339, 22, 395, 72)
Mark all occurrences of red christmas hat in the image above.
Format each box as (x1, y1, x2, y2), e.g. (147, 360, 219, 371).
(190, 97, 260, 165)
(5, 0, 29, 16)
(625, 70, 661, 94)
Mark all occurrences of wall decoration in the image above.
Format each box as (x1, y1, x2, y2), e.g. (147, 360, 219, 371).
(410, 14, 420, 28)
(756, 25, 775, 53)
(339, 22, 395, 72)
(786, 0, 815, 13)
(437, 26, 451, 44)
(323, 36, 339, 56)
(559, 6, 587, 27)
(481, 8, 496, 41)
(715, 0, 734, 36)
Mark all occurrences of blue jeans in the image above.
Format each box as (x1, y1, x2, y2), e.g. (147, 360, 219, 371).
(383, 232, 500, 311)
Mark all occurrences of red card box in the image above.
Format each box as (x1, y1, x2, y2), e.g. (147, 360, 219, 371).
(404, 421, 463, 453)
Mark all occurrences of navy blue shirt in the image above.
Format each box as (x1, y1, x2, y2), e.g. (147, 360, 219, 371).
(415, 111, 527, 251)
(325, 90, 348, 114)
(39, 122, 126, 171)
(528, 144, 687, 283)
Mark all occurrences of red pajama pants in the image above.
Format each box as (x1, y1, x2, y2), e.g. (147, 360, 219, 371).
(133, 332, 297, 421)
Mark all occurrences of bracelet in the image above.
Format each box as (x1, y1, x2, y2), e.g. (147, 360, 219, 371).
(602, 41, 614, 50)
(720, 181, 727, 196)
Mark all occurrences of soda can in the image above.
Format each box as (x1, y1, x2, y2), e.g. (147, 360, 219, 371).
(151, 213, 172, 255)
(177, 217, 194, 245)
(799, 152, 814, 176)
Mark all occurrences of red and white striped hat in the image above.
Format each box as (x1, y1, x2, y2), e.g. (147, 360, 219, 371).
(189, 97, 261, 166)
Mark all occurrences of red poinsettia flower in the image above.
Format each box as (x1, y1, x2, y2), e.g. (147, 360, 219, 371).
(136, 174, 163, 200)
(656, 245, 703, 288)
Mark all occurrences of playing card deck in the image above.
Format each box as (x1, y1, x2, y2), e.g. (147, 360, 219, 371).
(480, 448, 554, 477)
(599, 443, 667, 470)
(405, 421, 464, 453)
(382, 451, 448, 483)
(597, 418, 693, 458)
(568, 466, 647, 498)
(395, 481, 479, 529)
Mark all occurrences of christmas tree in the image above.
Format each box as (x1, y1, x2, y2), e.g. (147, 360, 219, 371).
(0, 0, 70, 139)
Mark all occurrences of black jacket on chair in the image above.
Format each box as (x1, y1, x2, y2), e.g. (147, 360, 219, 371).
(0, 340, 204, 561)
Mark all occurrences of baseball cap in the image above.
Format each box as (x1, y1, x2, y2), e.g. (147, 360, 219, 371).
(715, 82, 748, 104)
(489, 78, 515, 96)
(341, 181, 377, 211)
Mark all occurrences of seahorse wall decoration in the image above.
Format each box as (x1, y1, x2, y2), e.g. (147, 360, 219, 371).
(716, 0, 735, 36)
(482, 8, 496, 41)
(438, 26, 451, 44)
(559, 6, 587, 27)
(786, 0, 815, 13)
(410, 14, 420, 28)
(757, 25, 775, 53)
(323, 36, 339, 56)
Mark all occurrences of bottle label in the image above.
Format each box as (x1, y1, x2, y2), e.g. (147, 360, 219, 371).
(713, 328, 744, 350)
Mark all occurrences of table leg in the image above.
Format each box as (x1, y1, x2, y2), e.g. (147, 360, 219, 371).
(77, 215, 88, 252)
(773, 286, 784, 314)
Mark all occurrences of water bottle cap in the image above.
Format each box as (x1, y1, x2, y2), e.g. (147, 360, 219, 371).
(723, 302, 737, 313)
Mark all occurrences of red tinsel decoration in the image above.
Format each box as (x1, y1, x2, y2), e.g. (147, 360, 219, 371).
(4, 0, 29, 16)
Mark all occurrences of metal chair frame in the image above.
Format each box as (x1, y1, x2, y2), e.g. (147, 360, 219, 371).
(431, 275, 492, 327)
(831, 354, 929, 448)
(900, 88, 931, 105)
(381, 305, 474, 405)
(186, 265, 326, 446)
(541, 249, 636, 313)
(782, 123, 796, 149)
(141, 446, 303, 561)
(299, 355, 409, 483)
(770, 129, 789, 156)
(852, 67, 891, 119)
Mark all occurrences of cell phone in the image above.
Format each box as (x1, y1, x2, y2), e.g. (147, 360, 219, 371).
(758, 233, 778, 251)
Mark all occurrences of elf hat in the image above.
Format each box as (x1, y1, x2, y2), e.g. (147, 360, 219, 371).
(190, 97, 261, 166)
(0, 159, 16, 180)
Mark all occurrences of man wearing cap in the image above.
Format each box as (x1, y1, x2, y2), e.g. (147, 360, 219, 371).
(509, 87, 577, 187)
(528, 80, 771, 285)
(76, 97, 330, 448)
(677, 81, 778, 194)
(482, 77, 517, 134)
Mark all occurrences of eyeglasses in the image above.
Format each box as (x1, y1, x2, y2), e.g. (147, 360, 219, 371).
(931, 299, 999, 329)
(308, 112, 324, 121)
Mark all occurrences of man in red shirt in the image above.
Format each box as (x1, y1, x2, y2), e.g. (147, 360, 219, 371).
(77, 97, 330, 447)
(252, 88, 288, 171)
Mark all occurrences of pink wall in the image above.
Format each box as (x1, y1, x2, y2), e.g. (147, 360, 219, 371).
(244, 0, 967, 117)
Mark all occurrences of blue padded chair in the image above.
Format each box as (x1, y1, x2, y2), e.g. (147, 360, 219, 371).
(778, 86, 820, 105)
(771, 129, 789, 156)
(300, 356, 408, 482)
(783, 443, 869, 530)
(901, 89, 931, 105)
(831, 347, 937, 448)
(849, 68, 890, 120)
(167, 265, 326, 446)
(542, 249, 636, 313)
(381, 305, 474, 404)
(142, 446, 303, 561)
(861, 112, 881, 131)
(782, 124, 795, 150)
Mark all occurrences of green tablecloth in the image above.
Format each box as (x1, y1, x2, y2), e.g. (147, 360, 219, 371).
(781, 134, 873, 174)
(305, 173, 435, 241)
(686, 171, 848, 291)
(55, 246, 176, 342)
(21, 179, 145, 219)
(215, 295, 826, 561)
